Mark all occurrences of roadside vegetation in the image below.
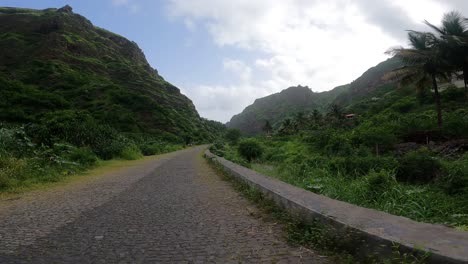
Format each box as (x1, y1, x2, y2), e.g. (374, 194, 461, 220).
(0, 7, 227, 192)
(211, 11, 468, 230)
(0, 123, 185, 192)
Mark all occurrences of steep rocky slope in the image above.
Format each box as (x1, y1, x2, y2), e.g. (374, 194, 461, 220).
(228, 58, 403, 135)
(227, 85, 348, 135)
(0, 6, 218, 141)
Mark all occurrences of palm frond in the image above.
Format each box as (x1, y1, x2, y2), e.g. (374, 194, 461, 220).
(424, 20, 445, 36)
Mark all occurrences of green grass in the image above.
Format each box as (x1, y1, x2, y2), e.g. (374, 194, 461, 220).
(255, 163, 468, 227)
(206, 156, 431, 264)
(0, 145, 182, 194)
(119, 145, 143, 160)
(220, 140, 468, 230)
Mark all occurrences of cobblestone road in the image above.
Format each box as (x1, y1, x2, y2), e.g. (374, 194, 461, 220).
(0, 147, 326, 263)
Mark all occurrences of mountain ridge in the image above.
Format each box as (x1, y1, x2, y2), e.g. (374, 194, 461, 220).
(0, 6, 220, 142)
(227, 57, 403, 135)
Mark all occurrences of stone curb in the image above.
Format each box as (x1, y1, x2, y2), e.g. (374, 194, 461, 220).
(205, 150, 468, 264)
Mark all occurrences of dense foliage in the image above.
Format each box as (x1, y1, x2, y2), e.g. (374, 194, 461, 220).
(0, 7, 225, 143)
(227, 57, 404, 136)
(217, 11, 468, 229)
(0, 6, 226, 190)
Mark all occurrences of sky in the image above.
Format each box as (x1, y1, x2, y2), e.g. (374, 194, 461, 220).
(2, 0, 468, 122)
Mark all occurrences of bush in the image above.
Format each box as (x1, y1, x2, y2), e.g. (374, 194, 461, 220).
(119, 145, 143, 160)
(365, 170, 397, 199)
(443, 109, 468, 138)
(442, 86, 465, 102)
(439, 155, 468, 194)
(209, 140, 225, 157)
(225, 128, 242, 145)
(139, 142, 163, 156)
(238, 139, 263, 162)
(397, 148, 441, 184)
(328, 155, 397, 177)
(391, 97, 416, 113)
(0, 156, 25, 189)
(324, 133, 353, 156)
(67, 147, 98, 166)
(0, 126, 35, 158)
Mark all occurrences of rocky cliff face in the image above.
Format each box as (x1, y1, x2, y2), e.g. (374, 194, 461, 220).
(0, 6, 208, 139)
(227, 85, 347, 135)
(227, 58, 403, 135)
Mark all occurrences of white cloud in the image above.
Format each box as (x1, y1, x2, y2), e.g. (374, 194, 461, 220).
(167, 0, 457, 122)
(223, 59, 252, 83)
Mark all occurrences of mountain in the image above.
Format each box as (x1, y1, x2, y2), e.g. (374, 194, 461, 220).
(227, 85, 349, 135)
(0, 6, 220, 142)
(334, 57, 403, 106)
(227, 58, 403, 135)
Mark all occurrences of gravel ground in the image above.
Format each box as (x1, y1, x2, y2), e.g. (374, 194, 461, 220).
(0, 146, 326, 263)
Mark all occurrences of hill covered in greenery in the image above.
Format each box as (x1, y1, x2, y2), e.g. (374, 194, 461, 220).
(227, 85, 349, 135)
(214, 10, 468, 236)
(0, 6, 225, 191)
(227, 57, 404, 135)
(0, 6, 222, 142)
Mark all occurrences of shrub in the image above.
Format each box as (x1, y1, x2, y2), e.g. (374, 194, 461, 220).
(438, 155, 468, 194)
(442, 86, 465, 102)
(353, 123, 397, 155)
(209, 140, 225, 157)
(140, 143, 161, 156)
(119, 145, 143, 160)
(67, 147, 98, 166)
(0, 126, 35, 158)
(328, 155, 397, 177)
(238, 139, 263, 162)
(0, 156, 24, 189)
(443, 109, 468, 138)
(323, 133, 353, 156)
(391, 97, 416, 113)
(396, 148, 441, 184)
(365, 170, 397, 199)
(225, 128, 242, 145)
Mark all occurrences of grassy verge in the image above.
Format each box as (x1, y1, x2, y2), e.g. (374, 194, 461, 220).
(0, 146, 182, 196)
(213, 139, 468, 231)
(206, 156, 430, 264)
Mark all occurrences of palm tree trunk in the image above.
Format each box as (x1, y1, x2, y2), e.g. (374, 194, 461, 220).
(463, 63, 468, 95)
(431, 74, 442, 129)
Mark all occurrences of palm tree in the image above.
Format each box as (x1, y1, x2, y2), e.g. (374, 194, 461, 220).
(312, 109, 322, 124)
(328, 104, 343, 120)
(424, 11, 468, 93)
(279, 118, 295, 135)
(263, 120, 272, 135)
(386, 31, 448, 128)
(294, 112, 306, 130)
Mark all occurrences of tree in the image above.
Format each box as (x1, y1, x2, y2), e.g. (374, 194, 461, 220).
(238, 139, 263, 162)
(225, 128, 241, 145)
(294, 112, 307, 130)
(263, 120, 272, 135)
(312, 109, 322, 124)
(278, 118, 296, 135)
(386, 31, 447, 128)
(424, 11, 468, 93)
(328, 104, 343, 120)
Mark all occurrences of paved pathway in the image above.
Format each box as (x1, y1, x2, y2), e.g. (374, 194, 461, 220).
(0, 147, 326, 263)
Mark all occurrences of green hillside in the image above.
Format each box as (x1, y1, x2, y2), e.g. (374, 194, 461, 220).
(227, 85, 349, 135)
(214, 58, 468, 232)
(0, 6, 225, 191)
(227, 57, 405, 135)
(0, 6, 221, 142)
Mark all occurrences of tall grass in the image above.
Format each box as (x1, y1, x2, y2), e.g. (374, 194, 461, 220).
(0, 126, 184, 192)
(221, 139, 468, 230)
